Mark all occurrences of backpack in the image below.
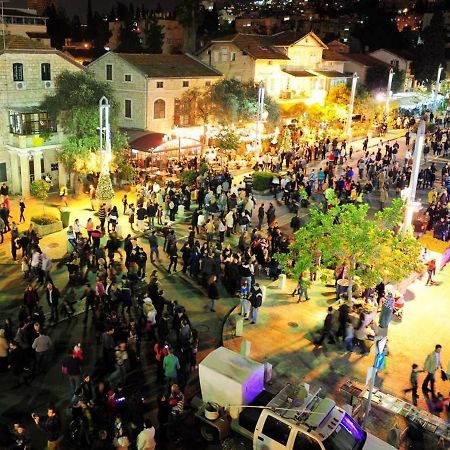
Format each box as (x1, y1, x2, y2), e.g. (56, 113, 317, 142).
(251, 289, 263, 308)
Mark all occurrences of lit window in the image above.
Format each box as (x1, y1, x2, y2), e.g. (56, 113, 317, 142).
(154, 99, 165, 119)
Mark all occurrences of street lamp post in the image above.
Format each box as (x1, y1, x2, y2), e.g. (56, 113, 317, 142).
(345, 73, 358, 142)
(99, 96, 112, 173)
(255, 81, 265, 152)
(363, 337, 387, 429)
(384, 68, 394, 121)
(401, 119, 426, 237)
(432, 64, 443, 116)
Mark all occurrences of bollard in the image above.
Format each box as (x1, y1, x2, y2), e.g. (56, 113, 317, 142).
(240, 339, 251, 358)
(235, 316, 244, 337)
(261, 285, 267, 302)
(178, 205, 185, 217)
(278, 273, 287, 290)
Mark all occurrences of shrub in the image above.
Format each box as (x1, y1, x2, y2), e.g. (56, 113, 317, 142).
(31, 215, 60, 225)
(180, 169, 197, 185)
(252, 171, 275, 191)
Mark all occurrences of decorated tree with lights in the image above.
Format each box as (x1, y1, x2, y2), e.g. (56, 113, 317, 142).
(278, 127, 292, 153)
(96, 172, 115, 202)
(276, 194, 423, 301)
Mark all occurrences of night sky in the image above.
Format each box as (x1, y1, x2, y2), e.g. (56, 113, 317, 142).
(8, 0, 181, 19)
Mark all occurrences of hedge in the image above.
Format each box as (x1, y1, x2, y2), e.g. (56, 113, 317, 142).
(252, 171, 276, 191)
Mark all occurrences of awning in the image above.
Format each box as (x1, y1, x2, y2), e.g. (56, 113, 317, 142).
(129, 132, 166, 151)
(313, 70, 347, 78)
(283, 69, 316, 78)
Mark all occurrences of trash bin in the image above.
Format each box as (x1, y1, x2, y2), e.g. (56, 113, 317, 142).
(60, 208, 71, 228)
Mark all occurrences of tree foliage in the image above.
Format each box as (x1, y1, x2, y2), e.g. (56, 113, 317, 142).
(412, 11, 446, 86)
(145, 18, 164, 53)
(116, 19, 143, 53)
(276, 194, 422, 299)
(210, 79, 280, 125)
(214, 128, 241, 152)
(40, 71, 130, 182)
(176, 0, 202, 53)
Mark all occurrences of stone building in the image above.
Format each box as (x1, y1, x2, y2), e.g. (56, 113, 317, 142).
(0, 35, 83, 196)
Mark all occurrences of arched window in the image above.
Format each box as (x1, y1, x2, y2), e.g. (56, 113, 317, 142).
(154, 99, 165, 119)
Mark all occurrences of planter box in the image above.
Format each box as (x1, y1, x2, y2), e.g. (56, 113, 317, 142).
(31, 220, 63, 236)
(253, 189, 272, 196)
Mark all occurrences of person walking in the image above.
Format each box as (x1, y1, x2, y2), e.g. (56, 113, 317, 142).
(19, 198, 26, 223)
(404, 363, 424, 406)
(163, 348, 180, 384)
(207, 275, 219, 312)
(46, 283, 60, 323)
(257, 204, 265, 230)
(249, 282, 263, 324)
(292, 273, 309, 302)
(422, 344, 443, 397)
(136, 418, 156, 450)
(98, 204, 107, 231)
(316, 307, 335, 346)
(32, 330, 52, 375)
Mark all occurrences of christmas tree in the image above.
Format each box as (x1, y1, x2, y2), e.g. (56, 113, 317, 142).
(279, 127, 292, 153)
(96, 172, 115, 200)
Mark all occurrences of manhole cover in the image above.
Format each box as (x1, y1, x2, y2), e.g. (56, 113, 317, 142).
(288, 322, 299, 328)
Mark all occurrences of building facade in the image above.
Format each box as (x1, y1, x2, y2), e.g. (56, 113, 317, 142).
(1, 7, 50, 46)
(0, 35, 83, 196)
(197, 31, 347, 105)
(87, 52, 222, 135)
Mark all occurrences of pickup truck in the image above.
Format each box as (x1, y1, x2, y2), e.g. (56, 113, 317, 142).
(197, 347, 395, 450)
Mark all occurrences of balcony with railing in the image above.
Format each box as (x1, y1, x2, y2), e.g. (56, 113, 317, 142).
(7, 109, 64, 149)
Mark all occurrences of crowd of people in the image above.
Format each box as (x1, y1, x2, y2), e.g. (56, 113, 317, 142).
(0, 112, 449, 448)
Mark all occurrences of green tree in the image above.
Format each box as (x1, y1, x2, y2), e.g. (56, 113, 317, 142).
(40, 71, 130, 193)
(391, 69, 406, 93)
(145, 17, 164, 53)
(412, 11, 446, 87)
(176, 0, 203, 53)
(30, 179, 52, 214)
(116, 19, 143, 53)
(210, 79, 280, 126)
(276, 194, 422, 301)
(215, 128, 241, 153)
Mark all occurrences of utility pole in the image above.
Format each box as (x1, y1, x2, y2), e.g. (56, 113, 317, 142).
(384, 68, 394, 121)
(99, 96, 112, 173)
(255, 80, 265, 153)
(432, 64, 443, 116)
(363, 337, 387, 429)
(345, 73, 358, 142)
(401, 119, 426, 237)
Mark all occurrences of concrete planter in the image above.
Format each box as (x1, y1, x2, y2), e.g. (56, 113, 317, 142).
(31, 220, 63, 236)
(253, 189, 272, 196)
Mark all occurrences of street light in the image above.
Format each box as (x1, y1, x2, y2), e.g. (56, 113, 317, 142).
(255, 81, 265, 153)
(384, 68, 395, 122)
(432, 64, 443, 116)
(174, 126, 182, 164)
(99, 96, 112, 173)
(345, 73, 358, 142)
(401, 119, 426, 237)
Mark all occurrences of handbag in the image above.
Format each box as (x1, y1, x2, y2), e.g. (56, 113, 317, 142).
(441, 369, 448, 381)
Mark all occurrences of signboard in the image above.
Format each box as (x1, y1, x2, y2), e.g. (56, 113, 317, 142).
(374, 352, 385, 370)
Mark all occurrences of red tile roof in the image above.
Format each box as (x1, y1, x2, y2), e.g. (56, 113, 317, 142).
(346, 53, 390, 67)
(114, 53, 223, 77)
(322, 49, 348, 61)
